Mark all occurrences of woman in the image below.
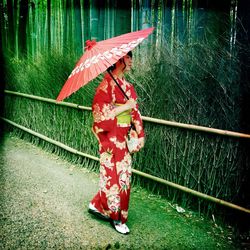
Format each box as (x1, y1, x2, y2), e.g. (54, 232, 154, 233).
(88, 51, 145, 234)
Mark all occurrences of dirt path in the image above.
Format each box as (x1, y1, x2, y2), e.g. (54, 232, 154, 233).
(0, 135, 237, 249)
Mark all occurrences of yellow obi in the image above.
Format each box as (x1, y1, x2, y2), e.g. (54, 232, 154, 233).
(115, 103, 132, 125)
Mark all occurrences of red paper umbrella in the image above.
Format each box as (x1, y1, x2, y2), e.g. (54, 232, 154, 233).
(56, 27, 154, 101)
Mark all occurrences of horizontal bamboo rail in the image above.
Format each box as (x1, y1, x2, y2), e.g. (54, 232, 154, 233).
(2, 117, 250, 214)
(4, 90, 250, 139)
(1, 117, 98, 161)
(142, 116, 250, 139)
(4, 90, 92, 111)
(132, 169, 250, 214)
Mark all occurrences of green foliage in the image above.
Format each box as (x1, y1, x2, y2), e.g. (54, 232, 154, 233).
(129, 35, 241, 131)
(4, 48, 103, 106)
(5, 50, 76, 98)
(3, 31, 249, 220)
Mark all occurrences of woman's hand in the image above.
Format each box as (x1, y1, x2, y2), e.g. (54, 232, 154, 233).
(138, 137, 145, 149)
(130, 137, 145, 154)
(109, 98, 137, 118)
(125, 98, 137, 109)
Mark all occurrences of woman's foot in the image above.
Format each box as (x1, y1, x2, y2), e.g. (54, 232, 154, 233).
(110, 220, 130, 235)
(88, 203, 110, 221)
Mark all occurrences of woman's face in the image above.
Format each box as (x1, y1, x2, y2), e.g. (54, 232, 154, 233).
(119, 54, 133, 72)
(124, 54, 133, 71)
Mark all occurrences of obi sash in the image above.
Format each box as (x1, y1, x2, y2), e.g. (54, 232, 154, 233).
(115, 103, 132, 125)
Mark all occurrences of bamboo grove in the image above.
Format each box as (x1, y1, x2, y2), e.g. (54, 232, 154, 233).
(1, 0, 250, 220)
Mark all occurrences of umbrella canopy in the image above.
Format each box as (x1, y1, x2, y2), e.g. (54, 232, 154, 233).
(56, 27, 154, 101)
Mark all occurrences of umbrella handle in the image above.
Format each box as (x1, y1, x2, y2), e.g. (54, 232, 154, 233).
(107, 70, 129, 100)
(107, 70, 134, 131)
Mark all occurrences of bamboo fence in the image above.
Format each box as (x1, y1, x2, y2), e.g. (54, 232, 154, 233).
(2, 90, 250, 214)
(1, 116, 250, 214)
(4, 90, 250, 139)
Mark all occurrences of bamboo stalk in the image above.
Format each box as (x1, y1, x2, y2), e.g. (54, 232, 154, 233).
(4, 89, 250, 139)
(1, 116, 250, 215)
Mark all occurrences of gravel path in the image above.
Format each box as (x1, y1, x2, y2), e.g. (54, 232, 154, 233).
(0, 135, 237, 249)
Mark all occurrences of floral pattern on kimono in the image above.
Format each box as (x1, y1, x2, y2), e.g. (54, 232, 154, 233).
(90, 74, 144, 223)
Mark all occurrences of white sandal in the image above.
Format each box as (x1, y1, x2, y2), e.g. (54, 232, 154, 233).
(111, 220, 130, 235)
(122, 223, 130, 234)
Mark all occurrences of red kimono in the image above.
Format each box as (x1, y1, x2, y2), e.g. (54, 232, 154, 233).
(90, 74, 144, 223)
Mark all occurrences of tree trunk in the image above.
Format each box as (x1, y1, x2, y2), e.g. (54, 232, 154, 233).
(47, 0, 51, 53)
(193, 0, 231, 11)
(0, 0, 6, 138)
(115, 0, 131, 35)
(73, 0, 82, 55)
(235, 0, 250, 231)
(90, 0, 100, 40)
(30, 1, 36, 57)
(237, 0, 250, 132)
(7, 0, 15, 52)
(63, 0, 71, 50)
(0, 0, 7, 50)
(141, 0, 151, 30)
(83, 0, 90, 43)
(132, 0, 138, 31)
(13, 0, 18, 54)
(18, 0, 29, 58)
(98, 1, 105, 41)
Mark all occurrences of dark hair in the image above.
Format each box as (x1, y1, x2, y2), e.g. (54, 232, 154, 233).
(107, 51, 133, 72)
(107, 64, 116, 72)
(127, 51, 133, 58)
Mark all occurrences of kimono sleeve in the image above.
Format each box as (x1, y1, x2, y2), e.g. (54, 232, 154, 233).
(92, 79, 117, 133)
(130, 85, 145, 139)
